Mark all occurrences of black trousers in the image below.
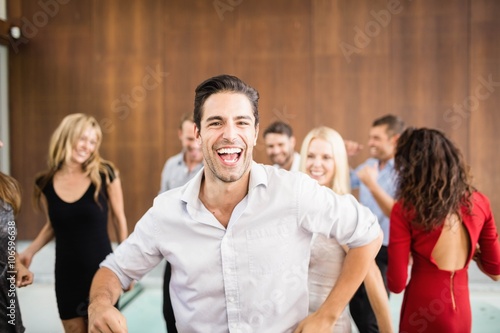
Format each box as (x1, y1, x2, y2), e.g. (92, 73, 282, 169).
(349, 245, 389, 333)
(163, 262, 178, 333)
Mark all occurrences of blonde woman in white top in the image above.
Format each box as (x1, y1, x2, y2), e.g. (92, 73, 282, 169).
(300, 126, 393, 333)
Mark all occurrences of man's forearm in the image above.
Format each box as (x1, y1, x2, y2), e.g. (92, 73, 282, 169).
(89, 267, 123, 306)
(88, 267, 129, 333)
(367, 182, 394, 217)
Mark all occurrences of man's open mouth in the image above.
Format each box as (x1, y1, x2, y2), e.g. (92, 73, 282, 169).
(217, 148, 242, 164)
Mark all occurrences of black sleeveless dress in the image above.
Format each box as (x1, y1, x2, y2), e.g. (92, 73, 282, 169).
(40, 169, 114, 320)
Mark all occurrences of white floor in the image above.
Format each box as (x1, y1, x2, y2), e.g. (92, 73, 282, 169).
(15, 240, 500, 333)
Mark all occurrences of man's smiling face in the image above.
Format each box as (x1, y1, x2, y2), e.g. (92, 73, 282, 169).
(196, 92, 259, 183)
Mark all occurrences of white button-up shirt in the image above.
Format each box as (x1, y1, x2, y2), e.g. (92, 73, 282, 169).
(102, 162, 380, 333)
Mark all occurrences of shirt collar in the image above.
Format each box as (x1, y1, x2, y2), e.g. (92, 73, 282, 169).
(373, 157, 394, 171)
(248, 161, 268, 192)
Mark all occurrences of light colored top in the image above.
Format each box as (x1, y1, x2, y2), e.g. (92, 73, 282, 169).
(309, 234, 351, 333)
(159, 151, 203, 193)
(273, 152, 301, 172)
(351, 158, 397, 246)
(101, 162, 380, 333)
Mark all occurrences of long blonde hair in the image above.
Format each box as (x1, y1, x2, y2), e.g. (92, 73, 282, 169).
(299, 126, 350, 195)
(0, 172, 21, 215)
(34, 113, 115, 209)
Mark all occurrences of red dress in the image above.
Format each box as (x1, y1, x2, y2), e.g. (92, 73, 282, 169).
(388, 192, 500, 333)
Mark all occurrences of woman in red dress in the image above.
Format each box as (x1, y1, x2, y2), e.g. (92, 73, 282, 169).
(387, 127, 500, 333)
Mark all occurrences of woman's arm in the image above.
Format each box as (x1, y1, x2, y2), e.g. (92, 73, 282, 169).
(474, 243, 500, 281)
(387, 203, 411, 293)
(107, 175, 128, 243)
(19, 195, 54, 267)
(364, 262, 394, 333)
(295, 232, 383, 333)
(474, 195, 500, 281)
(341, 245, 394, 333)
(474, 253, 500, 281)
(15, 254, 34, 287)
(19, 219, 54, 268)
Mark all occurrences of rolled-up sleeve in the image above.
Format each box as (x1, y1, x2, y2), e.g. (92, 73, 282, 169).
(298, 175, 380, 248)
(100, 206, 164, 289)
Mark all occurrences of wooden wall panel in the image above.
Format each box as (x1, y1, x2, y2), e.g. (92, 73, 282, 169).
(470, 0, 500, 224)
(90, 0, 166, 231)
(234, 0, 314, 163)
(163, 0, 238, 170)
(9, 0, 93, 238)
(8, 0, 500, 239)
(390, 0, 470, 154)
(312, 0, 393, 167)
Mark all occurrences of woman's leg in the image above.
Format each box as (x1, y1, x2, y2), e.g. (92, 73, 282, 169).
(62, 317, 87, 333)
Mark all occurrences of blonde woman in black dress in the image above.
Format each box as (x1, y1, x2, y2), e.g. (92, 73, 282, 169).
(20, 114, 128, 333)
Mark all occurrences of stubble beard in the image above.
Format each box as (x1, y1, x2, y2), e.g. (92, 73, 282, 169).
(203, 149, 251, 183)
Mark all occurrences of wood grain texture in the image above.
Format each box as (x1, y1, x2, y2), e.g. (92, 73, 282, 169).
(9, 0, 500, 238)
(469, 0, 500, 224)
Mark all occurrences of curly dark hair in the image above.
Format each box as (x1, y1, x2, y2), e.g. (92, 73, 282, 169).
(263, 121, 294, 139)
(394, 127, 474, 231)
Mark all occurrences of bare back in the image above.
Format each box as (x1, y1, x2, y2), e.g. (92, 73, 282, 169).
(431, 214, 471, 271)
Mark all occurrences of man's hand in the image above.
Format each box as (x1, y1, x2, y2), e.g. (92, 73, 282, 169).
(89, 267, 129, 332)
(357, 164, 378, 189)
(345, 140, 364, 157)
(293, 311, 335, 333)
(88, 301, 128, 333)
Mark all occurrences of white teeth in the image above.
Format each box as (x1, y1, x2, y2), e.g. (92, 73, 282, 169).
(76, 151, 87, 156)
(217, 148, 242, 154)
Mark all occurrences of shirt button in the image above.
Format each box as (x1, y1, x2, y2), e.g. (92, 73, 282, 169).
(226, 268, 232, 274)
(228, 297, 235, 303)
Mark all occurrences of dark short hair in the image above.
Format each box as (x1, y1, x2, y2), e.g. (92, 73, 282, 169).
(262, 121, 294, 139)
(179, 112, 194, 129)
(372, 114, 405, 137)
(193, 74, 259, 130)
